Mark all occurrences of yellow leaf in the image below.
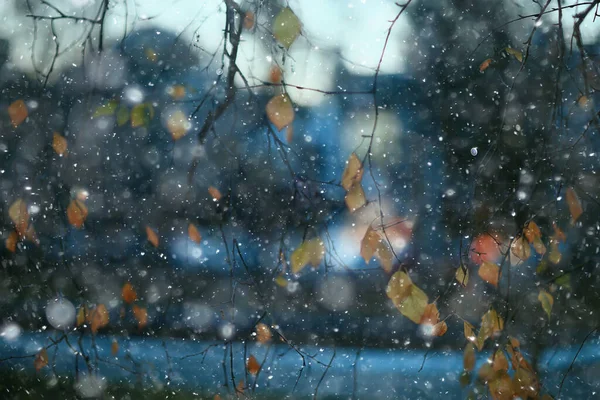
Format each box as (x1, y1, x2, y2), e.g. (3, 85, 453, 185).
(538, 289, 553, 319)
(52, 132, 68, 156)
(188, 223, 202, 244)
(478, 309, 503, 349)
(274, 274, 288, 287)
(510, 236, 530, 262)
(9, 100, 28, 127)
(492, 349, 509, 372)
(290, 238, 324, 274)
(76, 306, 86, 327)
(266, 94, 294, 131)
(34, 348, 48, 371)
(132, 305, 148, 329)
(247, 355, 261, 375)
(121, 282, 137, 305)
(341, 153, 364, 191)
(93, 99, 118, 118)
(455, 265, 469, 287)
(208, 186, 222, 201)
(478, 261, 500, 287)
(386, 271, 414, 305)
(273, 7, 302, 49)
(89, 304, 109, 334)
(146, 226, 159, 247)
(116, 106, 129, 126)
(167, 109, 189, 141)
(463, 343, 476, 372)
(9, 199, 29, 237)
(255, 323, 272, 344)
(111, 339, 119, 356)
(505, 47, 523, 62)
(361, 227, 381, 263)
(131, 103, 153, 128)
(565, 187, 583, 222)
(479, 58, 492, 72)
(67, 199, 88, 229)
(397, 284, 428, 324)
(464, 321, 476, 343)
(145, 48, 158, 62)
(345, 183, 366, 212)
(6, 230, 18, 253)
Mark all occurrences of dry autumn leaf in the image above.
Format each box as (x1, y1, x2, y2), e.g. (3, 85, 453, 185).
(492, 349, 509, 372)
(290, 237, 324, 274)
(565, 187, 583, 222)
(6, 230, 18, 252)
(169, 85, 186, 100)
(489, 372, 514, 400)
(464, 321, 476, 343)
(243, 11, 255, 30)
(67, 199, 88, 229)
(463, 343, 476, 372)
(122, 282, 137, 304)
(266, 94, 294, 131)
(76, 306, 86, 327)
(505, 47, 523, 62)
(477, 308, 504, 350)
(89, 304, 109, 334)
(167, 109, 189, 141)
(479, 58, 492, 72)
(188, 223, 202, 244)
(523, 221, 541, 244)
(52, 132, 68, 156)
(111, 339, 119, 356)
(132, 305, 148, 329)
(455, 265, 469, 287)
(247, 355, 261, 375)
(273, 7, 302, 49)
(8, 99, 28, 127)
(255, 323, 272, 344)
(9, 199, 29, 236)
(208, 186, 222, 201)
(146, 226, 159, 247)
(344, 182, 366, 212)
(510, 236, 530, 262)
(538, 289, 553, 319)
(479, 261, 500, 287)
(34, 348, 48, 371)
(386, 271, 429, 324)
(341, 153, 363, 191)
(361, 227, 381, 263)
(269, 65, 282, 83)
(285, 125, 293, 143)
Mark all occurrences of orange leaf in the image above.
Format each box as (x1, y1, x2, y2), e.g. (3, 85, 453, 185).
(6, 230, 18, 252)
(341, 153, 364, 191)
(479, 58, 492, 72)
(111, 339, 119, 356)
(565, 187, 583, 222)
(121, 282, 137, 304)
(8, 199, 29, 236)
(188, 223, 202, 243)
(167, 109, 189, 141)
(420, 303, 440, 326)
(76, 306, 86, 327)
(479, 261, 500, 287)
(236, 379, 245, 394)
(432, 321, 448, 337)
(67, 199, 88, 229)
(208, 186, 222, 201)
(470, 233, 502, 264)
(243, 11, 255, 30)
(464, 343, 476, 372)
(52, 132, 68, 156)
(34, 348, 48, 371)
(255, 323, 272, 344)
(8, 100, 28, 127)
(246, 355, 261, 375)
(132, 305, 148, 329)
(89, 304, 109, 334)
(146, 226, 159, 247)
(269, 65, 282, 83)
(169, 85, 186, 100)
(523, 221, 541, 244)
(266, 94, 294, 131)
(552, 222, 566, 242)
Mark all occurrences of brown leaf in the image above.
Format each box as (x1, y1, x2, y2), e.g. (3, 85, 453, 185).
(386, 271, 428, 324)
(146, 226, 159, 247)
(432, 321, 448, 337)
(67, 199, 88, 229)
(255, 323, 272, 344)
(34, 348, 48, 371)
(290, 238, 324, 274)
(463, 343, 476, 372)
(76, 306, 86, 327)
(269, 65, 282, 84)
(188, 223, 202, 244)
(360, 226, 381, 263)
(122, 282, 137, 304)
(464, 321, 476, 343)
(513, 367, 539, 399)
(455, 265, 469, 287)
(375, 238, 394, 273)
(386, 271, 414, 304)
(89, 304, 109, 334)
(285, 124, 293, 143)
(246, 355, 261, 375)
(132, 305, 148, 329)
(565, 187, 583, 222)
(52, 132, 68, 156)
(8, 199, 29, 236)
(345, 183, 366, 212)
(420, 303, 440, 326)
(478, 261, 500, 287)
(111, 339, 119, 356)
(477, 308, 504, 349)
(552, 222, 566, 242)
(479, 58, 492, 72)
(8, 100, 28, 127)
(169, 85, 186, 100)
(341, 153, 364, 191)
(6, 230, 18, 253)
(208, 186, 222, 201)
(266, 94, 294, 131)
(167, 109, 189, 141)
(243, 11, 255, 30)
(489, 372, 514, 400)
(510, 236, 530, 262)
(523, 221, 541, 244)
(492, 350, 509, 372)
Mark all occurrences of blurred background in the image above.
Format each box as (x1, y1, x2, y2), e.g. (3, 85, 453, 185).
(1, 0, 600, 398)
